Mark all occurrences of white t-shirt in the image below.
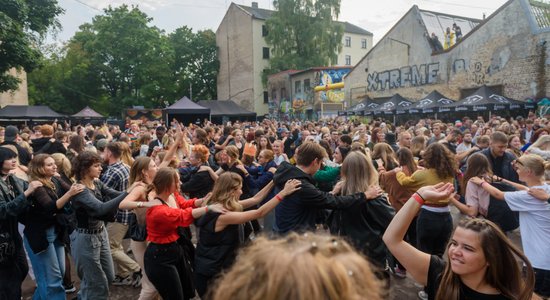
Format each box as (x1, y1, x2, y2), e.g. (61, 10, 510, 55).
(504, 184, 550, 270)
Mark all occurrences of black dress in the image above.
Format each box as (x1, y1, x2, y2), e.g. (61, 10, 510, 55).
(194, 212, 242, 297)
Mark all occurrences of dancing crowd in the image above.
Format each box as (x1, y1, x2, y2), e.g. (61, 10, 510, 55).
(0, 113, 549, 300)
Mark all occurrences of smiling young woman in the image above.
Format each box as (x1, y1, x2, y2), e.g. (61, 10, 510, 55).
(383, 183, 535, 300)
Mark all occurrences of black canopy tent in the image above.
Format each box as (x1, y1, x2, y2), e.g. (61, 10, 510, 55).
(447, 85, 535, 113)
(164, 96, 210, 125)
(346, 96, 373, 116)
(0, 105, 65, 125)
(71, 106, 106, 124)
(367, 94, 413, 115)
(197, 100, 256, 122)
(407, 91, 456, 114)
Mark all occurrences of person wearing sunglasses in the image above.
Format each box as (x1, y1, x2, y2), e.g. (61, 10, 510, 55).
(471, 154, 550, 298)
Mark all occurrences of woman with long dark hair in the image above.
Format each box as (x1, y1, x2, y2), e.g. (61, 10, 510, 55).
(450, 153, 492, 218)
(23, 154, 84, 300)
(0, 148, 42, 299)
(395, 143, 456, 258)
(384, 183, 535, 300)
(70, 151, 143, 300)
(380, 147, 418, 278)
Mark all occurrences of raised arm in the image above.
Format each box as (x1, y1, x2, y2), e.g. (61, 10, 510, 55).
(216, 180, 300, 229)
(160, 125, 184, 169)
(383, 183, 454, 286)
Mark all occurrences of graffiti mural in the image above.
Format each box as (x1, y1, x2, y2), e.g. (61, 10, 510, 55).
(315, 69, 350, 104)
(366, 63, 440, 91)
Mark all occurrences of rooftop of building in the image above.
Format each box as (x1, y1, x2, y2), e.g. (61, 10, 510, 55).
(235, 3, 373, 35)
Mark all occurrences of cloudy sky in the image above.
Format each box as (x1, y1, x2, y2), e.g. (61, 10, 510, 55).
(52, 0, 508, 44)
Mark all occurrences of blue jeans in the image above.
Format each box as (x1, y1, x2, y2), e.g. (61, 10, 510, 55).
(24, 226, 65, 300)
(70, 228, 114, 300)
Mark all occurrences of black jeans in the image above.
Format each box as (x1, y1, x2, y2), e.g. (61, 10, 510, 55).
(0, 239, 28, 300)
(416, 209, 453, 257)
(534, 267, 550, 298)
(144, 242, 195, 300)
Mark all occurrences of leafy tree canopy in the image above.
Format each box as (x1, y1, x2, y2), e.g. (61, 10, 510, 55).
(0, 0, 63, 92)
(28, 5, 219, 116)
(265, 0, 343, 75)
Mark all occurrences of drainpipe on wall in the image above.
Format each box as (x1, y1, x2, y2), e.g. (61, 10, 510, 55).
(536, 40, 547, 99)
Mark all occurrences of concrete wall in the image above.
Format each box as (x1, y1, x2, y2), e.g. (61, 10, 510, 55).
(252, 19, 270, 115)
(0, 69, 29, 107)
(338, 32, 373, 66)
(216, 4, 255, 112)
(344, 0, 550, 105)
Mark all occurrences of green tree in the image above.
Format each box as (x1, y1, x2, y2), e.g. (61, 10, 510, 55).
(169, 27, 219, 101)
(0, 0, 63, 92)
(76, 5, 175, 114)
(28, 41, 108, 115)
(265, 0, 343, 75)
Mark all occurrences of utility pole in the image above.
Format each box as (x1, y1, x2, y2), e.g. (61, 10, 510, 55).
(190, 83, 193, 101)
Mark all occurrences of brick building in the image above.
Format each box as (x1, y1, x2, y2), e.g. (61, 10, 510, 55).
(344, 0, 550, 108)
(217, 2, 373, 116)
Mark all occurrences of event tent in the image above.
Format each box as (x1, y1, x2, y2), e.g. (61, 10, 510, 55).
(165, 96, 210, 124)
(0, 105, 65, 119)
(197, 100, 256, 121)
(72, 106, 104, 119)
(368, 94, 413, 115)
(407, 90, 456, 114)
(346, 96, 372, 116)
(448, 85, 535, 112)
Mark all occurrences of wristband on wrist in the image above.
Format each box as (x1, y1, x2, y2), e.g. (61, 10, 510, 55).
(275, 194, 283, 201)
(205, 205, 209, 213)
(412, 193, 425, 205)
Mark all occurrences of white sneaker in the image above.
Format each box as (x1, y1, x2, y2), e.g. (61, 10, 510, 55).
(418, 290, 428, 300)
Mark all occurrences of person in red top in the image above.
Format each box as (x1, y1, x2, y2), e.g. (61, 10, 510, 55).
(144, 167, 223, 300)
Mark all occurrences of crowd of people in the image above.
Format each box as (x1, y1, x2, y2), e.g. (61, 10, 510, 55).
(0, 113, 549, 300)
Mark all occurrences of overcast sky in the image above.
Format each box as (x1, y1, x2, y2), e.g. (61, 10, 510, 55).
(52, 0, 508, 44)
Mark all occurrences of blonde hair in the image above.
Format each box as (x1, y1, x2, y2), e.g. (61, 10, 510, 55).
(224, 145, 242, 165)
(341, 151, 378, 195)
(51, 153, 72, 180)
(210, 233, 383, 300)
(530, 134, 550, 151)
(206, 172, 243, 212)
(518, 154, 550, 178)
(119, 142, 134, 167)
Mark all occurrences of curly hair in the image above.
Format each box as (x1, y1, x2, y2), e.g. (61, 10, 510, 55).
(422, 143, 456, 179)
(72, 151, 102, 181)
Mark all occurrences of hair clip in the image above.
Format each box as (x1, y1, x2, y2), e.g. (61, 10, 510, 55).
(309, 242, 318, 254)
(348, 270, 354, 276)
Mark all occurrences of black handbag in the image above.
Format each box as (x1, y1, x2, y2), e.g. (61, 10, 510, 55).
(129, 214, 147, 242)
